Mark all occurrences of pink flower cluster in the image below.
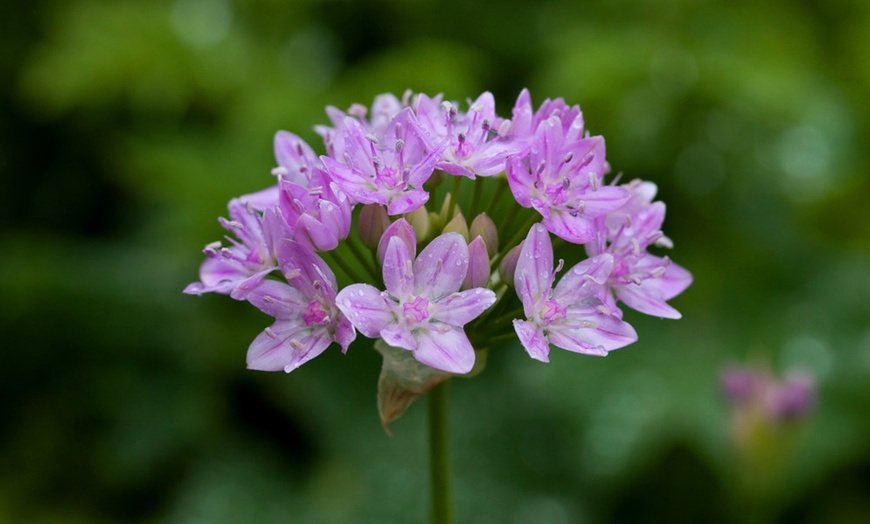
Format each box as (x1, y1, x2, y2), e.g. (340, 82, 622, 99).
(186, 89, 692, 376)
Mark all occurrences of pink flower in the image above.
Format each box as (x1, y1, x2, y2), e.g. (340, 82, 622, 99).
(184, 195, 285, 298)
(239, 241, 355, 372)
(506, 114, 629, 244)
(587, 180, 692, 319)
(413, 92, 527, 178)
(322, 108, 446, 215)
(513, 224, 637, 362)
(335, 219, 496, 374)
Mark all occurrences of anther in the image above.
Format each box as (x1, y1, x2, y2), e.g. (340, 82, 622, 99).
(588, 172, 600, 191)
(263, 295, 276, 304)
(563, 152, 574, 164)
(348, 103, 368, 120)
(365, 133, 378, 144)
(284, 268, 301, 280)
(264, 327, 277, 339)
(498, 120, 511, 136)
(395, 139, 405, 153)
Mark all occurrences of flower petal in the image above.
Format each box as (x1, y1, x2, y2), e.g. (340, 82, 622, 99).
(413, 232, 469, 300)
(246, 320, 332, 372)
(382, 235, 415, 300)
(552, 253, 614, 305)
(543, 210, 595, 244)
(430, 288, 497, 327)
(241, 279, 307, 318)
(515, 223, 554, 316)
(335, 284, 396, 338)
(548, 312, 637, 355)
(461, 236, 491, 290)
(413, 326, 475, 374)
(513, 319, 550, 362)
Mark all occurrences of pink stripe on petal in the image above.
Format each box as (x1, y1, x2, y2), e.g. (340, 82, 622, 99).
(413, 327, 475, 374)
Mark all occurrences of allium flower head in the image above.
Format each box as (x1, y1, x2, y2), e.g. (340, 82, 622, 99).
(186, 88, 692, 424)
(336, 219, 496, 374)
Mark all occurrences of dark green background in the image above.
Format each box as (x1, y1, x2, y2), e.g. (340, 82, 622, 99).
(2, 0, 869, 522)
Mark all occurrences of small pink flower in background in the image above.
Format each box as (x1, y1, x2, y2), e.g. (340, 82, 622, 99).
(721, 364, 815, 422)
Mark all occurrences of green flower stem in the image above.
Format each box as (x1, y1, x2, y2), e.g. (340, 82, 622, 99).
(345, 233, 380, 282)
(323, 248, 367, 284)
(486, 177, 509, 220)
(429, 380, 452, 524)
(496, 212, 539, 263)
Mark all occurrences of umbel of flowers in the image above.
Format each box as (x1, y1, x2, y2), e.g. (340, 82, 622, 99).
(186, 89, 692, 426)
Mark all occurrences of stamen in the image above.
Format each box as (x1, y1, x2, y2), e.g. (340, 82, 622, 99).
(588, 171, 600, 191)
(348, 103, 367, 120)
(498, 120, 511, 136)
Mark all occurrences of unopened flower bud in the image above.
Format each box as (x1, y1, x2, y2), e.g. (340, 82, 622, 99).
(442, 212, 469, 241)
(359, 204, 391, 250)
(406, 206, 430, 243)
(469, 213, 498, 257)
(377, 219, 416, 265)
(498, 243, 523, 286)
(462, 236, 491, 290)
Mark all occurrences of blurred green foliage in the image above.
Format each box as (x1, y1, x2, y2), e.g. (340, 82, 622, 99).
(2, 0, 870, 522)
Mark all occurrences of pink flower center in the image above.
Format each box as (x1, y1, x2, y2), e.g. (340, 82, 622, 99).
(303, 300, 329, 326)
(542, 299, 567, 324)
(403, 295, 430, 322)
